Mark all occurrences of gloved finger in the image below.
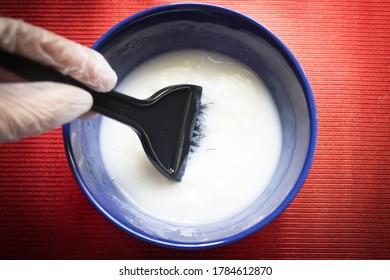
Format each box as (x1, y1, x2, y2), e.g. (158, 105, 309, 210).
(0, 82, 92, 143)
(0, 17, 117, 92)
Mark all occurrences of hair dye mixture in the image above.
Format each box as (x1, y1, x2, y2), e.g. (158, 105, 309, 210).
(99, 50, 282, 225)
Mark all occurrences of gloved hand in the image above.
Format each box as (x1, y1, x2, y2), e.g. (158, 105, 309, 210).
(0, 17, 117, 143)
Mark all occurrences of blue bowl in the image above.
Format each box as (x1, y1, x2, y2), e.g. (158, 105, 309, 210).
(63, 3, 317, 249)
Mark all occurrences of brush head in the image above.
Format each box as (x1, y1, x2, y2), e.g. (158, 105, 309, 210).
(143, 84, 203, 181)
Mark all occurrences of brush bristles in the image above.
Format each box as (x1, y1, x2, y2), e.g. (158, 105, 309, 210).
(189, 103, 209, 153)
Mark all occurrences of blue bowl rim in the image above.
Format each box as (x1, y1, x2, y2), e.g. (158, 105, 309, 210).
(62, 3, 318, 249)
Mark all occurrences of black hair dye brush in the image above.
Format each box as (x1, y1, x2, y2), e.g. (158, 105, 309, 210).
(0, 50, 203, 181)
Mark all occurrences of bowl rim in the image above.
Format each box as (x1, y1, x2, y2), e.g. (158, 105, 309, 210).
(62, 3, 318, 249)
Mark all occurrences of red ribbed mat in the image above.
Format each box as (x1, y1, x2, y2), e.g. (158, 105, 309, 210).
(0, 0, 389, 259)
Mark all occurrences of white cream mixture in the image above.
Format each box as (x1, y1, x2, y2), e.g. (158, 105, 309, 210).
(99, 50, 282, 225)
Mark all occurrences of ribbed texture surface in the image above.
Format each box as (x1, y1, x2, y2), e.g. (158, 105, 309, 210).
(0, 0, 389, 259)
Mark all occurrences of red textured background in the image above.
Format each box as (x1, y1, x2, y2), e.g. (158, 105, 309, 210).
(0, 0, 389, 260)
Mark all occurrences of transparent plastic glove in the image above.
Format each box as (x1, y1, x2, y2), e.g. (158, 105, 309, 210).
(0, 17, 117, 143)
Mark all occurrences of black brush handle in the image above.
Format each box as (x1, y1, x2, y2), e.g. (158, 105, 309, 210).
(0, 49, 161, 160)
(0, 49, 147, 128)
(0, 49, 62, 82)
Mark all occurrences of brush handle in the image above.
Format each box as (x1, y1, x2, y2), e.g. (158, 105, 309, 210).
(0, 49, 147, 128)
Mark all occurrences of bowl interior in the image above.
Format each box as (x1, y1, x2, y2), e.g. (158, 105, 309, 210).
(63, 4, 316, 248)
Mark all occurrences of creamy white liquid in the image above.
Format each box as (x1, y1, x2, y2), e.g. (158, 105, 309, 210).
(99, 50, 282, 225)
